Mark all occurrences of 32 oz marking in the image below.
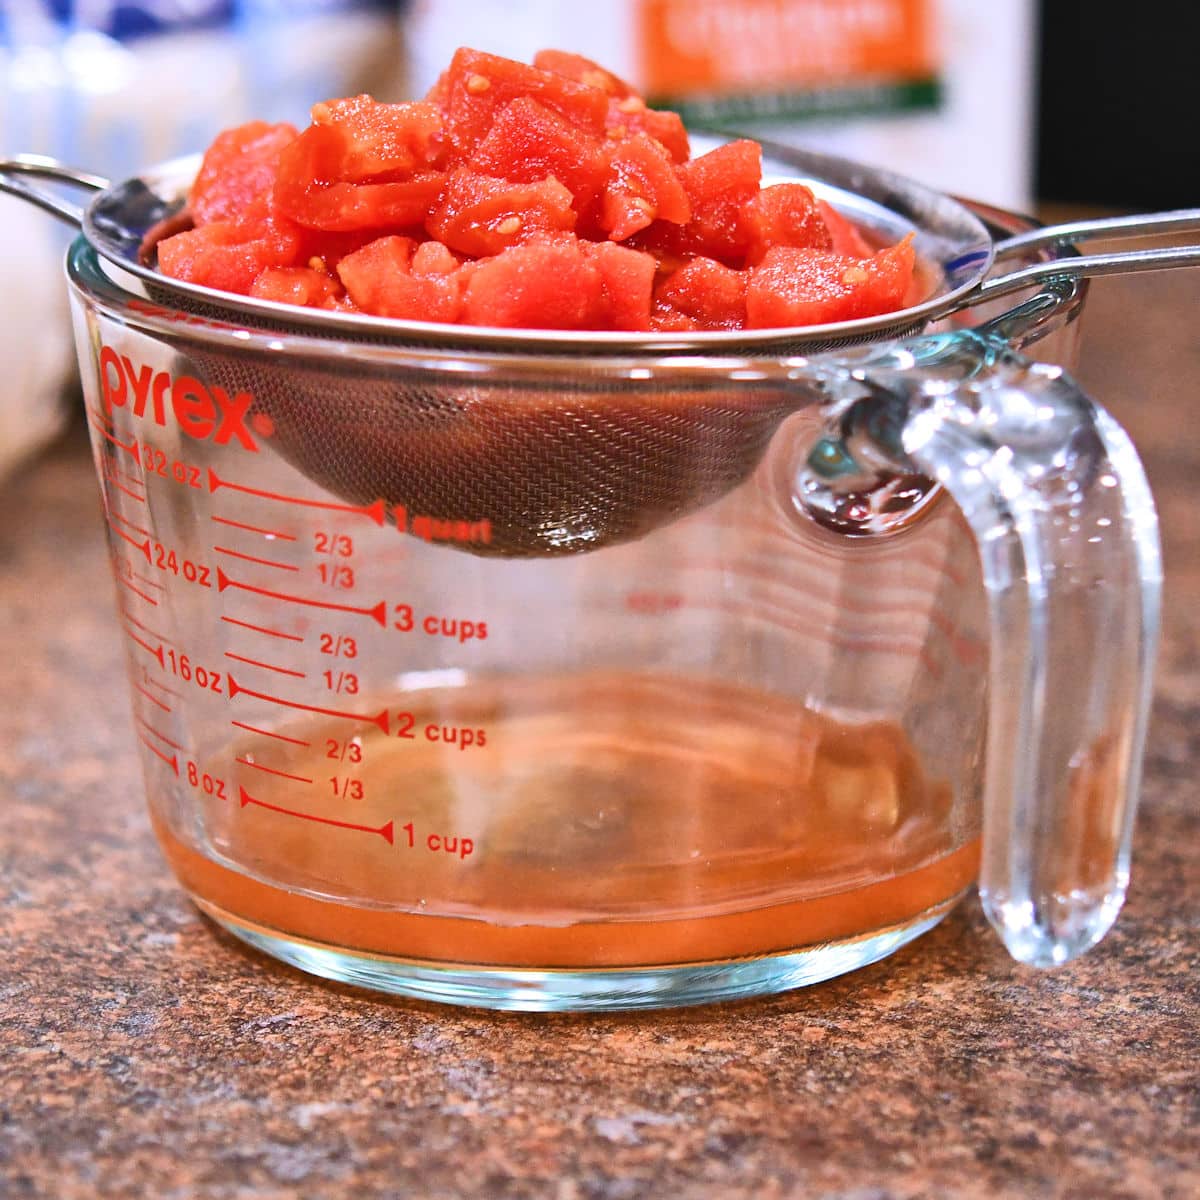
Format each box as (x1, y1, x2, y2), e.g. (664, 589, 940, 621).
(142, 445, 202, 488)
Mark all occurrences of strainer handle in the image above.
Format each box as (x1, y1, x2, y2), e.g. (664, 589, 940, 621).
(808, 330, 1162, 968)
(0, 155, 108, 228)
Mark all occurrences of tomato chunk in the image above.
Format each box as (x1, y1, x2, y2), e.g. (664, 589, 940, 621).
(190, 121, 297, 225)
(469, 97, 607, 207)
(657, 257, 747, 329)
(606, 98, 690, 163)
(533, 49, 637, 99)
(462, 239, 603, 328)
(634, 140, 761, 265)
(583, 241, 656, 331)
(600, 133, 690, 241)
(157, 216, 303, 294)
(250, 266, 343, 308)
(308, 95, 445, 175)
(742, 184, 831, 265)
(817, 199, 876, 258)
(336, 235, 466, 323)
(275, 124, 445, 231)
(745, 237, 916, 328)
(441, 47, 609, 158)
(427, 168, 576, 257)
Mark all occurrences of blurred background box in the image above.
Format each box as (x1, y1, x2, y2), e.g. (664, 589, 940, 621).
(0, 0, 403, 480)
(406, 0, 1038, 210)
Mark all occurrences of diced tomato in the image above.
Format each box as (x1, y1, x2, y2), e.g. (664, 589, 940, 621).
(190, 121, 297, 225)
(634, 140, 761, 265)
(462, 238, 603, 329)
(657, 257, 747, 329)
(468, 97, 607, 208)
(308, 95, 445, 175)
(742, 184, 831, 265)
(156, 216, 303, 294)
(606, 98, 690, 164)
(533, 49, 638, 98)
(336, 235, 465, 323)
(649, 304, 699, 333)
(427, 168, 576, 256)
(250, 266, 343, 308)
(411, 239, 461, 277)
(600, 133, 690, 241)
(275, 124, 445, 231)
(440, 48, 609, 158)
(745, 237, 916, 328)
(582, 241, 656, 331)
(817, 199, 876, 258)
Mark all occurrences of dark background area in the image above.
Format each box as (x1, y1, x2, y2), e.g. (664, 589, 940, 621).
(1037, 2, 1200, 207)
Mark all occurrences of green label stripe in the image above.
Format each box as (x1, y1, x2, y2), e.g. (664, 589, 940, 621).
(650, 78, 942, 126)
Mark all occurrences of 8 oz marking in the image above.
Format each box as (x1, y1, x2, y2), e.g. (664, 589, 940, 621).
(186, 761, 227, 800)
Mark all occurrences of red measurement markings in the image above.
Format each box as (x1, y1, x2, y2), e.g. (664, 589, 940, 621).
(239, 785, 394, 843)
(102, 466, 148, 506)
(234, 756, 314, 785)
(227, 674, 390, 733)
(136, 730, 179, 775)
(217, 567, 387, 626)
(108, 509, 152, 539)
(121, 606, 175, 646)
(208, 468, 386, 526)
(121, 622, 165, 667)
(213, 545, 300, 572)
(130, 569, 166, 592)
(141, 669, 183, 699)
(116, 571, 159, 606)
(220, 615, 305, 643)
(105, 512, 151, 561)
(231, 720, 311, 748)
(135, 714, 185, 752)
(87, 413, 141, 463)
(133, 680, 171, 713)
(223, 651, 306, 679)
(211, 513, 298, 541)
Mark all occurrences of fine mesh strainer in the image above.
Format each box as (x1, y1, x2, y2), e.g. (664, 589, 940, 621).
(3, 138, 1199, 556)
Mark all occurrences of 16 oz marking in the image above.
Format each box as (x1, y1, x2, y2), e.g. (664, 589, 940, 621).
(165, 650, 224, 693)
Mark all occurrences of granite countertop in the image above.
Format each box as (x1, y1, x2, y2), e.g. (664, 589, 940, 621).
(2, 259, 1198, 1200)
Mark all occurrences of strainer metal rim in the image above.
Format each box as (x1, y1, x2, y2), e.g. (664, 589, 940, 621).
(76, 134, 995, 354)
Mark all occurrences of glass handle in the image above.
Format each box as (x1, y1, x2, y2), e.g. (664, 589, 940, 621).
(807, 330, 1163, 966)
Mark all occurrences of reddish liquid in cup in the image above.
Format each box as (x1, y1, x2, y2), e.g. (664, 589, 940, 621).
(155, 673, 979, 969)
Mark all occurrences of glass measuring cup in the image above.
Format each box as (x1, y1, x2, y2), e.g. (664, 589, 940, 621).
(59, 195, 1159, 1011)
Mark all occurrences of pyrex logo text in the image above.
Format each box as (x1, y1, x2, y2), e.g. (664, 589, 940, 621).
(99, 345, 264, 451)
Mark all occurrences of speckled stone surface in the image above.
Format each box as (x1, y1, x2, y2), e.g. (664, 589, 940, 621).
(2, 263, 1197, 1200)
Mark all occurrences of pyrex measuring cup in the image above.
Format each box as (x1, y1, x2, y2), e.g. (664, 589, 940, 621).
(10, 145, 1172, 1007)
